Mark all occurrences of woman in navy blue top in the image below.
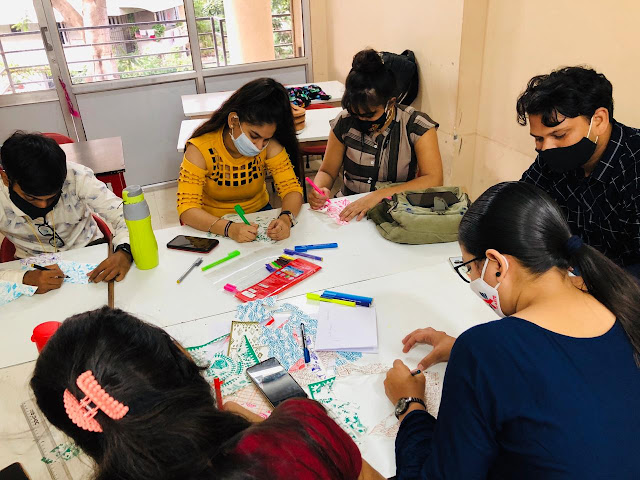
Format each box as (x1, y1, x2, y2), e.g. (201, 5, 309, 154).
(384, 181, 640, 479)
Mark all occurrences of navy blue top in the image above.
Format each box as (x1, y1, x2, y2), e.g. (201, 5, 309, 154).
(395, 317, 640, 479)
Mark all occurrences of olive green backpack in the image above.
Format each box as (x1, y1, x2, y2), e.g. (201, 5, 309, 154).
(367, 187, 470, 244)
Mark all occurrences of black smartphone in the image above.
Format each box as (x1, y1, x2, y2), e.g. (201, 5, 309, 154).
(246, 357, 308, 407)
(0, 463, 30, 480)
(406, 191, 460, 208)
(166, 235, 219, 253)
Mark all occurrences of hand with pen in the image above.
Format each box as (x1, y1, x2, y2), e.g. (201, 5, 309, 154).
(23, 264, 65, 294)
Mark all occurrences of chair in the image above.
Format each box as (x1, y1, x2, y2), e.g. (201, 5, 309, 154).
(42, 132, 75, 145)
(0, 214, 112, 263)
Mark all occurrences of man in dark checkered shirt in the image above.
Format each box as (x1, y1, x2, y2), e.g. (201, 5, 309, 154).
(517, 66, 640, 279)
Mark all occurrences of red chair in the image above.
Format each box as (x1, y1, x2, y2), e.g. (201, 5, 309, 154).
(42, 132, 75, 145)
(0, 214, 112, 263)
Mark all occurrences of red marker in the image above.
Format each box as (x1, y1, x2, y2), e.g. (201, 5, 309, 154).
(305, 177, 328, 199)
(213, 377, 223, 409)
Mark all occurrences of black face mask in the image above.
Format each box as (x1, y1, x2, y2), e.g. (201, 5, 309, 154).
(536, 118, 598, 173)
(354, 102, 391, 133)
(9, 183, 61, 220)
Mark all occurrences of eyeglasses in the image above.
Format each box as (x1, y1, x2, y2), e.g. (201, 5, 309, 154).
(452, 256, 483, 283)
(36, 223, 65, 248)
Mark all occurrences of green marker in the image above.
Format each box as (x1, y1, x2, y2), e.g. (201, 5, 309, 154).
(234, 204, 250, 225)
(201, 250, 241, 271)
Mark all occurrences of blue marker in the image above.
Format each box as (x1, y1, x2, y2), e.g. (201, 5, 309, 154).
(322, 290, 373, 305)
(283, 248, 323, 261)
(321, 293, 371, 307)
(294, 242, 338, 252)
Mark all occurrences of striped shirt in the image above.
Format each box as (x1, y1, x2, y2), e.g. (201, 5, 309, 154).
(521, 120, 640, 268)
(330, 105, 438, 195)
(0, 162, 129, 284)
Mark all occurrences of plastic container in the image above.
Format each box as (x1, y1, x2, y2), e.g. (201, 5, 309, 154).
(31, 321, 62, 352)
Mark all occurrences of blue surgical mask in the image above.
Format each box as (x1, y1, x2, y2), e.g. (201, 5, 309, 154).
(230, 122, 265, 157)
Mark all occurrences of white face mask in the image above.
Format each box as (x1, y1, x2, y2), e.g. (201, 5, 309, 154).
(230, 121, 265, 157)
(469, 257, 509, 318)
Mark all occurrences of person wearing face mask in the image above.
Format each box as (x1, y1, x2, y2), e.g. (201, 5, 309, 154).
(517, 66, 640, 279)
(308, 49, 443, 222)
(0, 131, 133, 293)
(383, 181, 640, 479)
(177, 78, 303, 243)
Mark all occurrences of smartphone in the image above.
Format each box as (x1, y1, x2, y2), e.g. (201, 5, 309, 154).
(166, 235, 219, 253)
(246, 357, 308, 407)
(406, 191, 460, 208)
(0, 463, 30, 480)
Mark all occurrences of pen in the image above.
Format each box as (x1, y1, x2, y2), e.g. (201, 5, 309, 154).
(305, 177, 328, 199)
(283, 248, 323, 261)
(234, 204, 251, 225)
(300, 323, 311, 363)
(411, 369, 422, 376)
(306, 292, 356, 307)
(201, 250, 241, 271)
(176, 257, 203, 284)
(294, 243, 338, 252)
(31, 264, 69, 279)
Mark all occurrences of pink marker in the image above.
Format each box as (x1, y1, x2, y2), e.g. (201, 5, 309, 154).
(305, 177, 328, 199)
(223, 283, 237, 293)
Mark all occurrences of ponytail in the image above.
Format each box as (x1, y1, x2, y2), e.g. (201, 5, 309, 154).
(570, 243, 640, 365)
(459, 181, 640, 366)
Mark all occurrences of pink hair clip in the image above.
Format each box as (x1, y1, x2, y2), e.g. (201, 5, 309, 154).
(63, 370, 129, 433)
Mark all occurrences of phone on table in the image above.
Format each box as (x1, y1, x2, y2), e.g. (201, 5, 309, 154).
(406, 191, 459, 208)
(246, 357, 308, 407)
(166, 235, 219, 253)
(0, 463, 30, 480)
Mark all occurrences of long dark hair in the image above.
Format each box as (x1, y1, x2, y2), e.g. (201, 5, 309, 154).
(190, 78, 300, 173)
(30, 308, 353, 479)
(342, 49, 396, 114)
(458, 181, 640, 365)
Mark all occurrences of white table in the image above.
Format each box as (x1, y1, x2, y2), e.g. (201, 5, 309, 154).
(0, 200, 462, 369)
(181, 80, 345, 118)
(176, 106, 342, 153)
(0, 196, 495, 478)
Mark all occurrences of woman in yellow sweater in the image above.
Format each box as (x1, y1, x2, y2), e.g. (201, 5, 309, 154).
(177, 78, 303, 242)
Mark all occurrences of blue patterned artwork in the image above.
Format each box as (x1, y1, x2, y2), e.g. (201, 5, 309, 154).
(0, 281, 37, 306)
(20, 254, 98, 285)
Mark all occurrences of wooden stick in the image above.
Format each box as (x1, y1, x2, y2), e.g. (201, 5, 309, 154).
(107, 237, 114, 308)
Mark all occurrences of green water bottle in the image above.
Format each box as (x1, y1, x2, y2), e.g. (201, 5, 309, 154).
(122, 186, 159, 270)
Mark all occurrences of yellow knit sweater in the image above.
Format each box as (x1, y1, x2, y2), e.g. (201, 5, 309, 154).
(177, 129, 302, 218)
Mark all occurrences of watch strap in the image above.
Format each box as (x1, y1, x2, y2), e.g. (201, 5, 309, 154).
(279, 210, 296, 227)
(395, 397, 426, 419)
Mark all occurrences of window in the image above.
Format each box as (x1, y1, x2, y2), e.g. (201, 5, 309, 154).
(195, 0, 305, 69)
(0, 1, 54, 95)
(55, 1, 192, 84)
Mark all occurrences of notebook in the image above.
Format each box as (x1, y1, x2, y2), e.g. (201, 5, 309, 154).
(315, 302, 378, 353)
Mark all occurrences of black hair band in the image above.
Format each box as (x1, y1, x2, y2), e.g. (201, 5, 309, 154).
(566, 235, 584, 257)
(224, 221, 232, 238)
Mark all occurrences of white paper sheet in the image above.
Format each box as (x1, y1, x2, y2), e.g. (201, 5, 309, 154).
(315, 303, 378, 352)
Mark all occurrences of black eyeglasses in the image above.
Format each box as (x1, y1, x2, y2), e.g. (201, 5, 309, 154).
(36, 222, 65, 248)
(453, 257, 483, 283)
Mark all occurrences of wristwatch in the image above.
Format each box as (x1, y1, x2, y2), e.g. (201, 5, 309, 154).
(114, 243, 133, 261)
(279, 210, 297, 227)
(394, 397, 426, 419)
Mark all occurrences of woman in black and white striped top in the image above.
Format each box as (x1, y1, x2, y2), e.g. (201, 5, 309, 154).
(310, 49, 443, 222)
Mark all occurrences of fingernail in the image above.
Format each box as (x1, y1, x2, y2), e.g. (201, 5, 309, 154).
(417, 364, 424, 370)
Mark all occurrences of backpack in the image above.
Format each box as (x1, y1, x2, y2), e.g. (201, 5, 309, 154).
(380, 50, 419, 106)
(367, 187, 470, 244)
